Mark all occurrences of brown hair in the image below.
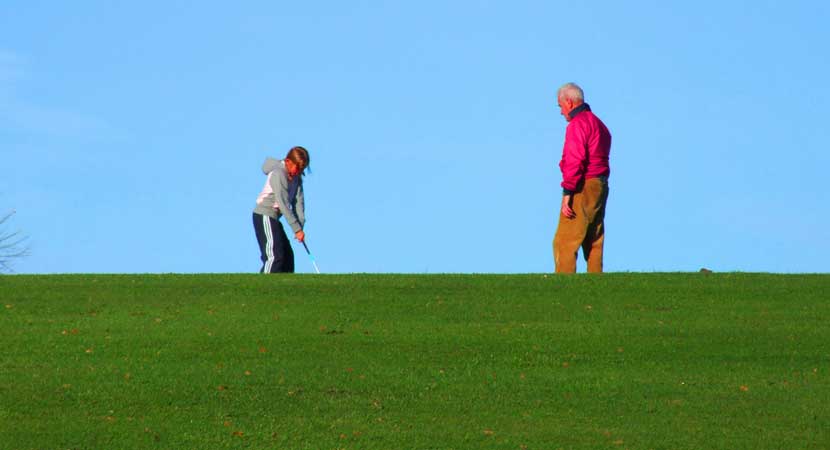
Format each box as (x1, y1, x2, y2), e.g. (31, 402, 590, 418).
(285, 146, 310, 175)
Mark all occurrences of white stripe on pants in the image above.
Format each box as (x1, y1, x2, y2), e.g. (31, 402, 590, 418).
(263, 214, 275, 273)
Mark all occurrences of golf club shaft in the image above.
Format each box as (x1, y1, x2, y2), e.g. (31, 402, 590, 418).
(302, 241, 321, 274)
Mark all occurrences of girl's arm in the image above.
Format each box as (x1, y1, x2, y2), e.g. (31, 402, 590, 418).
(295, 181, 305, 228)
(271, 169, 304, 234)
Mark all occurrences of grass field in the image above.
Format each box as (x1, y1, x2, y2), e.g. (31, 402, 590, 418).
(1, 273, 828, 449)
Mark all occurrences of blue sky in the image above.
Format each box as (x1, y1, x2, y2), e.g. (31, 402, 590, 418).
(2, 1, 828, 274)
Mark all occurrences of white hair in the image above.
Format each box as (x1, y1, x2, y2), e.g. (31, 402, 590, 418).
(558, 82, 584, 102)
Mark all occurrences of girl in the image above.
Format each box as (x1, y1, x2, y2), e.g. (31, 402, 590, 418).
(252, 146, 310, 273)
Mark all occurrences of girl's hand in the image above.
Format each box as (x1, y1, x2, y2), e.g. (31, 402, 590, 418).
(295, 230, 305, 242)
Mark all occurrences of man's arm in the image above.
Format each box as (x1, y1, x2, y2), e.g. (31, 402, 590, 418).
(559, 123, 586, 219)
(560, 124, 587, 193)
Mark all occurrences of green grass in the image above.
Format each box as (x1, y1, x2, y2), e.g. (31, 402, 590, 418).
(1, 273, 828, 449)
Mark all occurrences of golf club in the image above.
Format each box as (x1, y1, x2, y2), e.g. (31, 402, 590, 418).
(301, 240, 321, 274)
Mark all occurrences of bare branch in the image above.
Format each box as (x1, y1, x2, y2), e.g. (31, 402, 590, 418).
(1, 209, 30, 273)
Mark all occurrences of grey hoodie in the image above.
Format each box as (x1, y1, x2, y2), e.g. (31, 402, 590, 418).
(253, 158, 305, 233)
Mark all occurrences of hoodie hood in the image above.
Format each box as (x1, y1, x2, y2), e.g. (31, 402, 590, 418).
(262, 157, 283, 175)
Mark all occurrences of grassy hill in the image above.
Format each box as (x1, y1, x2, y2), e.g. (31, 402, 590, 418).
(1, 273, 828, 449)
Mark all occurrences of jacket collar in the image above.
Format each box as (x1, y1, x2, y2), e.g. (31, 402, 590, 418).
(568, 102, 591, 120)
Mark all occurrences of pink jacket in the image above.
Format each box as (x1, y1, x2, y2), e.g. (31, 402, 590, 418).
(559, 104, 611, 193)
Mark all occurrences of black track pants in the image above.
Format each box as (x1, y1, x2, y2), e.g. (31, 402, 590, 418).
(252, 213, 294, 273)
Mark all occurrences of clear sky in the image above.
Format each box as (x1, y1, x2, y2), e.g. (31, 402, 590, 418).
(2, 1, 828, 274)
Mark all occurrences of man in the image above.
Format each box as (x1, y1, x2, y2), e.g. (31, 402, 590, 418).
(553, 83, 611, 273)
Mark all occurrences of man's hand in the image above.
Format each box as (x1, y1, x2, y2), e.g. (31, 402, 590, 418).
(561, 194, 576, 219)
(295, 230, 305, 242)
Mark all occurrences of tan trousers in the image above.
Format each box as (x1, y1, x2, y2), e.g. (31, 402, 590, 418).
(553, 177, 608, 273)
